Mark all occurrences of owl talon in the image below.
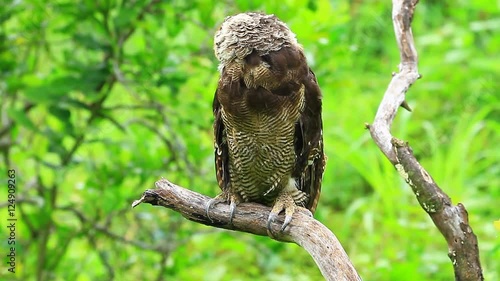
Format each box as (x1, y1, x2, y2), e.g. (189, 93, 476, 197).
(282, 214, 293, 232)
(229, 200, 237, 225)
(266, 212, 278, 235)
(205, 197, 222, 223)
(267, 191, 296, 237)
(205, 193, 239, 226)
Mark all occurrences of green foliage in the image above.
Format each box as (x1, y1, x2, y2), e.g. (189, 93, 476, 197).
(0, 0, 498, 280)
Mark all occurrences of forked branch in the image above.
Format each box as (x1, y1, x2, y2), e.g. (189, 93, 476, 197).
(367, 0, 483, 280)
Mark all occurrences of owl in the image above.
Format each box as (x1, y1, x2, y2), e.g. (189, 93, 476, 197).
(207, 12, 325, 233)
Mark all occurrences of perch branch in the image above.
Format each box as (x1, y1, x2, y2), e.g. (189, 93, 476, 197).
(133, 179, 361, 281)
(367, 0, 483, 280)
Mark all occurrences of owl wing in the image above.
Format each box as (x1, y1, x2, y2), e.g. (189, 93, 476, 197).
(293, 68, 325, 214)
(213, 92, 230, 192)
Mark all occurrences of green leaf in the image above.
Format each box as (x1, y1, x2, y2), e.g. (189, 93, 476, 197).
(48, 104, 75, 136)
(7, 108, 38, 132)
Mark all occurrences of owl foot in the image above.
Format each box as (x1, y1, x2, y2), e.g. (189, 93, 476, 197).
(266, 191, 296, 236)
(205, 193, 238, 225)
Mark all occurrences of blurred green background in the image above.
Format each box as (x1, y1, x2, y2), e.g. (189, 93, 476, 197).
(1, 0, 499, 280)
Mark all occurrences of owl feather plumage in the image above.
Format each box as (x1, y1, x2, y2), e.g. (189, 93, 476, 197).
(207, 12, 325, 233)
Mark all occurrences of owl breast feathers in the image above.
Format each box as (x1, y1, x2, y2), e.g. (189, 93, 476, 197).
(210, 12, 325, 232)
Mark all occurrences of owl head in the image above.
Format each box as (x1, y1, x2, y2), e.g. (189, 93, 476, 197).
(214, 12, 299, 69)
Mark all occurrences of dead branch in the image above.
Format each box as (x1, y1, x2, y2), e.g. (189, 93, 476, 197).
(133, 179, 361, 281)
(367, 0, 483, 280)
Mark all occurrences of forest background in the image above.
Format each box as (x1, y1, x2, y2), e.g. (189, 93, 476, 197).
(0, 0, 499, 280)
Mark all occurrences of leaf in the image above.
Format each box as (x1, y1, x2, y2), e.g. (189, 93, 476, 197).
(23, 75, 82, 104)
(48, 105, 75, 136)
(72, 33, 109, 50)
(114, 6, 138, 30)
(43, 128, 68, 158)
(49, 105, 71, 120)
(23, 71, 105, 104)
(7, 108, 38, 132)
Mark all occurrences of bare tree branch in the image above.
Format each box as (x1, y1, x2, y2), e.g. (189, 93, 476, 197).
(133, 179, 361, 281)
(367, 0, 484, 280)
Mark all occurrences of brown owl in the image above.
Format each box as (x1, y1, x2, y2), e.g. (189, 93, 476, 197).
(207, 12, 325, 233)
